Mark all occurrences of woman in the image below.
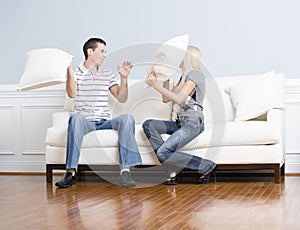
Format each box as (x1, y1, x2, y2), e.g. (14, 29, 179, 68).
(143, 46, 216, 185)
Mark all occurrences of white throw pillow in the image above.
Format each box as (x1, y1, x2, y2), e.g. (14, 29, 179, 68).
(18, 48, 73, 91)
(145, 34, 189, 87)
(225, 71, 285, 121)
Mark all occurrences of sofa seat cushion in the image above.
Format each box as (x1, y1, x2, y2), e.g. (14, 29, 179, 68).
(46, 121, 279, 149)
(46, 125, 150, 148)
(175, 121, 280, 150)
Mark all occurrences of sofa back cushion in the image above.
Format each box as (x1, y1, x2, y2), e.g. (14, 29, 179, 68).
(64, 79, 173, 124)
(203, 77, 236, 123)
(109, 80, 173, 124)
(64, 72, 285, 124)
(225, 71, 285, 121)
(203, 72, 285, 123)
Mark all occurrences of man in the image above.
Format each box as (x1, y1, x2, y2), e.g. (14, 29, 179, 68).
(55, 37, 142, 188)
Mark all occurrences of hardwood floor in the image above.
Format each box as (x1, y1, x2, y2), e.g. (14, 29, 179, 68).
(1, 174, 300, 230)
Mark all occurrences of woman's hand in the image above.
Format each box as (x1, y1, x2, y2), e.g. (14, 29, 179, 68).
(146, 71, 158, 87)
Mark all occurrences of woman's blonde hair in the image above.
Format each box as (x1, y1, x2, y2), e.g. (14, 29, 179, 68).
(176, 46, 202, 89)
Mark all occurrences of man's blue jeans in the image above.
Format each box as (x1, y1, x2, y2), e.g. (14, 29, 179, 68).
(66, 113, 142, 170)
(143, 116, 216, 176)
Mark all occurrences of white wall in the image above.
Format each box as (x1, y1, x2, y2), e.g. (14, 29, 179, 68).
(1, 0, 300, 84)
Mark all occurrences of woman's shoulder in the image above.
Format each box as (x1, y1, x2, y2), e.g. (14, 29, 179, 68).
(187, 70, 204, 77)
(186, 70, 205, 82)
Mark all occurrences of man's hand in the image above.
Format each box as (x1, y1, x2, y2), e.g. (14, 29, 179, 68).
(66, 64, 77, 98)
(117, 61, 133, 79)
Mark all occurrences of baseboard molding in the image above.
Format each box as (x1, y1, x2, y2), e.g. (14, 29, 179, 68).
(0, 171, 64, 176)
(285, 162, 300, 173)
(0, 162, 45, 172)
(285, 173, 300, 176)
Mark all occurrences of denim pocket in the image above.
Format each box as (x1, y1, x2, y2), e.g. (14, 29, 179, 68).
(180, 117, 202, 130)
(185, 119, 200, 129)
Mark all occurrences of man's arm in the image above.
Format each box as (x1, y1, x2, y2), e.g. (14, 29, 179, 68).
(109, 79, 128, 103)
(66, 66, 77, 98)
(109, 61, 132, 103)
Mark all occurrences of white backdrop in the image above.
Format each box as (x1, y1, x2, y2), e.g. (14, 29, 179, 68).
(1, 0, 300, 84)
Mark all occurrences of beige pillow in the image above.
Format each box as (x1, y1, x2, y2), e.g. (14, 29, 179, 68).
(145, 34, 189, 87)
(225, 71, 285, 121)
(18, 48, 73, 91)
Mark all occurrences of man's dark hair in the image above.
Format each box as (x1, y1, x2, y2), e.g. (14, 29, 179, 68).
(83, 38, 106, 60)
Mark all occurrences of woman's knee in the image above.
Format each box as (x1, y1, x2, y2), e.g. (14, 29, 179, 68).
(142, 119, 153, 132)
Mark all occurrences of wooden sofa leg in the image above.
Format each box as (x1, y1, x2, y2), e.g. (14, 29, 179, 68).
(274, 164, 281, 184)
(46, 164, 53, 183)
(280, 163, 285, 182)
(76, 169, 82, 181)
(281, 163, 285, 176)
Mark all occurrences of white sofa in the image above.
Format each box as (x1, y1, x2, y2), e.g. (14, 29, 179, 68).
(45, 72, 285, 183)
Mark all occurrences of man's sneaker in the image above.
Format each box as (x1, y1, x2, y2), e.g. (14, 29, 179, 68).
(55, 172, 76, 188)
(120, 171, 136, 187)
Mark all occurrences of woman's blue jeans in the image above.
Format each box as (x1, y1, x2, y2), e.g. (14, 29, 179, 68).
(66, 113, 142, 170)
(143, 116, 216, 176)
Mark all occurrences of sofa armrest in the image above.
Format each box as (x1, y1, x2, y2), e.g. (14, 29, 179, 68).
(267, 108, 284, 140)
(52, 111, 72, 130)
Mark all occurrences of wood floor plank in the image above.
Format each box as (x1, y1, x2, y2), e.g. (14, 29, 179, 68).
(1, 175, 300, 229)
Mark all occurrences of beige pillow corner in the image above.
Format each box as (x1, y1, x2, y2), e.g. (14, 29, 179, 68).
(226, 71, 284, 121)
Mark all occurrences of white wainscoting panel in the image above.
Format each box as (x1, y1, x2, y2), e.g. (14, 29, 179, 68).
(21, 104, 63, 155)
(0, 105, 15, 155)
(0, 84, 65, 172)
